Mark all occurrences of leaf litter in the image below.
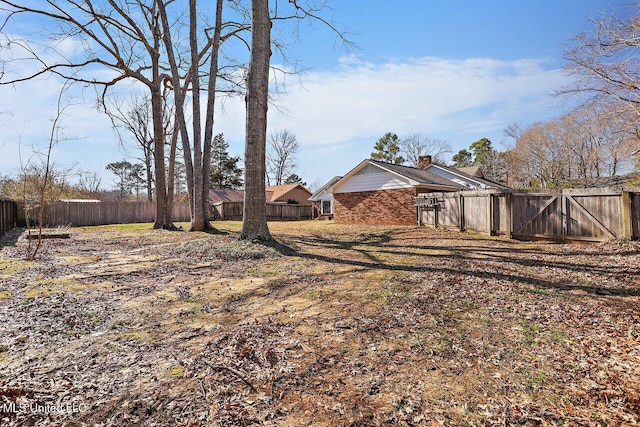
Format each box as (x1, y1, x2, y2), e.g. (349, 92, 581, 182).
(0, 222, 638, 426)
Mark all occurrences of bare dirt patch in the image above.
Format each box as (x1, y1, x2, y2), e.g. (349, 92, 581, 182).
(1, 222, 639, 426)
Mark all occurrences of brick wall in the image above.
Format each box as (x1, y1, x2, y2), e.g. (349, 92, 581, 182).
(333, 188, 416, 225)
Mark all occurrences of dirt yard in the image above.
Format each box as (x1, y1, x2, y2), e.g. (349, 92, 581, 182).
(0, 221, 639, 426)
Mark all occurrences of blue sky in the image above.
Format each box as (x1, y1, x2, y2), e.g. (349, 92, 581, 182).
(0, 0, 625, 191)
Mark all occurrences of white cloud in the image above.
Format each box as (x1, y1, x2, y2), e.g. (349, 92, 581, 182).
(212, 56, 569, 152)
(1, 54, 572, 187)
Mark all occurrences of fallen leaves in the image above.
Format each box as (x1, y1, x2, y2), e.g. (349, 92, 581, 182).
(0, 223, 638, 425)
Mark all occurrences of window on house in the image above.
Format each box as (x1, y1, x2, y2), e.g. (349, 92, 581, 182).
(322, 200, 331, 214)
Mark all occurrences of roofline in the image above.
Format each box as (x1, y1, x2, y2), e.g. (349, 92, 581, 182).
(309, 177, 342, 201)
(333, 159, 421, 193)
(367, 160, 426, 185)
(414, 184, 461, 191)
(426, 163, 511, 190)
(309, 176, 343, 200)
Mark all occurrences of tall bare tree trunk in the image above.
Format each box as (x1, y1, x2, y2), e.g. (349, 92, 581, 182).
(167, 127, 179, 224)
(188, 0, 207, 232)
(159, 0, 195, 228)
(201, 0, 224, 230)
(241, 0, 271, 241)
(159, 0, 221, 232)
(151, 86, 170, 229)
(144, 145, 153, 202)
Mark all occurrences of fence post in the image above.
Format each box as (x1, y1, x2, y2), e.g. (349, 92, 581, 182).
(621, 191, 632, 240)
(458, 194, 465, 231)
(505, 193, 512, 239)
(488, 194, 494, 236)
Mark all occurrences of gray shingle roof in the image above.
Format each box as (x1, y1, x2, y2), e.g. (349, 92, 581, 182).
(425, 163, 511, 191)
(369, 160, 463, 188)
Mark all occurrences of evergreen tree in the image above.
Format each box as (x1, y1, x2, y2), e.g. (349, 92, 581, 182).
(284, 173, 307, 187)
(210, 134, 243, 189)
(371, 132, 404, 164)
(106, 160, 146, 199)
(470, 138, 493, 165)
(452, 149, 473, 168)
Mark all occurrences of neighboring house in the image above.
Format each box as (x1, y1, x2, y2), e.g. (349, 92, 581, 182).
(203, 185, 313, 220)
(331, 156, 509, 225)
(309, 176, 342, 219)
(207, 188, 245, 204)
(417, 156, 510, 191)
(202, 189, 245, 220)
(266, 184, 313, 205)
(457, 165, 484, 178)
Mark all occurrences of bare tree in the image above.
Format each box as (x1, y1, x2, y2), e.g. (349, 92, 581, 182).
(159, 0, 247, 232)
(0, 0, 191, 229)
(558, 6, 640, 168)
(401, 133, 451, 167)
(267, 129, 299, 185)
(18, 80, 75, 259)
(0, 0, 348, 238)
(241, 0, 271, 241)
(238, 0, 351, 240)
(76, 172, 102, 197)
(107, 94, 155, 202)
(504, 120, 573, 189)
(562, 7, 640, 112)
(566, 101, 638, 180)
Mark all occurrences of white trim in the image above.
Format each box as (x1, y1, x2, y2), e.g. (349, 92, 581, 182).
(334, 168, 413, 193)
(333, 160, 418, 193)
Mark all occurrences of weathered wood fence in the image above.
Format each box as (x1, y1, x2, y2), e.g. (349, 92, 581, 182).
(213, 201, 313, 221)
(418, 188, 640, 241)
(0, 199, 18, 237)
(30, 201, 192, 227)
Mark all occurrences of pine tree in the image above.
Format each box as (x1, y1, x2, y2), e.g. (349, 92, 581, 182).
(452, 149, 473, 168)
(371, 132, 404, 164)
(210, 134, 243, 189)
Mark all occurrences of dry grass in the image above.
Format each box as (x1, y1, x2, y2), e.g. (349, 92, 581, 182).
(0, 221, 639, 426)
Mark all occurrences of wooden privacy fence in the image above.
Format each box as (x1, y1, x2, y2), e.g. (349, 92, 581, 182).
(31, 201, 192, 227)
(213, 201, 313, 221)
(1, 199, 18, 237)
(418, 188, 640, 242)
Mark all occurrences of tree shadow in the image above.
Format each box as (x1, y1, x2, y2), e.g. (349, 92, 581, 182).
(0, 227, 23, 249)
(262, 231, 640, 298)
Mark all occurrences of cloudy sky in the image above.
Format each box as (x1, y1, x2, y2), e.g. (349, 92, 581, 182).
(0, 0, 625, 190)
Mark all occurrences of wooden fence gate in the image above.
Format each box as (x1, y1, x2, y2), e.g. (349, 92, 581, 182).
(419, 188, 639, 242)
(511, 191, 627, 241)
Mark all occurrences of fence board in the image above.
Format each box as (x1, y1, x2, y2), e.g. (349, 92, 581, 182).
(492, 194, 510, 235)
(33, 202, 192, 227)
(419, 188, 639, 242)
(512, 194, 562, 239)
(632, 192, 640, 239)
(0, 199, 18, 237)
(440, 194, 460, 229)
(565, 194, 620, 240)
(213, 201, 312, 221)
(462, 193, 490, 233)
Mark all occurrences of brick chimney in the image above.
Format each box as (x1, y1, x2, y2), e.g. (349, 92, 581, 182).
(418, 155, 432, 169)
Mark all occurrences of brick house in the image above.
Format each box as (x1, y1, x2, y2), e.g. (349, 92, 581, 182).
(331, 157, 509, 225)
